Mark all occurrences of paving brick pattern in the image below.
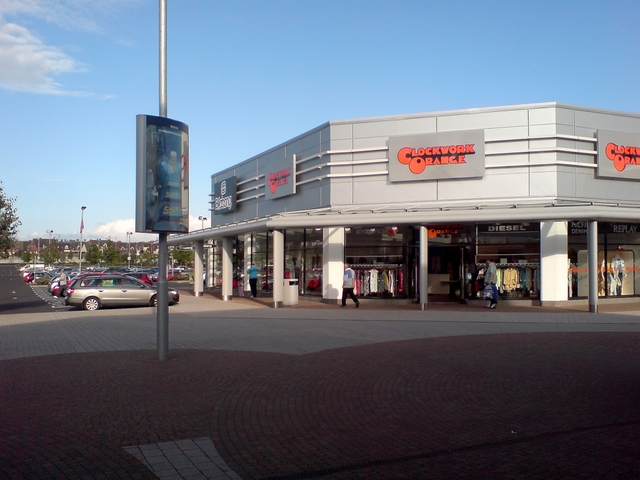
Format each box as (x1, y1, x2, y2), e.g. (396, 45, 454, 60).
(1, 329, 639, 479)
(124, 437, 241, 480)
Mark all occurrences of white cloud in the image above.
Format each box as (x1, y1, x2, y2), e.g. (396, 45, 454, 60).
(93, 219, 154, 243)
(0, 20, 86, 95)
(90, 215, 210, 243)
(0, 0, 144, 95)
(0, 0, 134, 33)
(21, 214, 210, 242)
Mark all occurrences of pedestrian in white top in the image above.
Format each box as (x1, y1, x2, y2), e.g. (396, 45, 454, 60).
(341, 263, 360, 308)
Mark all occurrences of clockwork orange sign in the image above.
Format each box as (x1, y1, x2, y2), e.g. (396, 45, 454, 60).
(388, 130, 485, 182)
(598, 130, 640, 180)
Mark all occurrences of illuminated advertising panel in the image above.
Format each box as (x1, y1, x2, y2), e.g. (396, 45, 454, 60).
(597, 129, 640, 180)
(135, 114, 189, 233)
(212, 176, 236, 214)
(264, 155, 296, 200)
(388, 130, 485, 182)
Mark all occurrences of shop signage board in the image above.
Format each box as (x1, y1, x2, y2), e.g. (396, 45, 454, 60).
(477, 223, 537, 233)
(135, 114, 189, 233)
(388, 130, 485, 182)
(264, 155, 296, 200)
(597, 129, 640, 180)
(213, 176, 237, 214)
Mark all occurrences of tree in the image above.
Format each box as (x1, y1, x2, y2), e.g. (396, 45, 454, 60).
(21, 250, 31, 263)
(41, 241, 61, 265)
(102, 243, 120, 266)
(172, 249, 194, 267)
(84, 244, 102, 265)
(0, 181, 21, 258)
(140, 251, 156, 267)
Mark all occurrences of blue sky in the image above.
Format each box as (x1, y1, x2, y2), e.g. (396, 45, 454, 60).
(1, 0, 639, 243)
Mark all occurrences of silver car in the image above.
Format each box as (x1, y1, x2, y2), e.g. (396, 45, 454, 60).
(65, 275, 180, 311)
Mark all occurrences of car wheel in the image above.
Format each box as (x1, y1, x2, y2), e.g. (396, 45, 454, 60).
(83, 297, 101, 311)
(150, 295, 158, 307)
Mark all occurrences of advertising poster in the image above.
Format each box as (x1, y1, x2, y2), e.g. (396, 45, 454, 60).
(136, 114, 189, 233)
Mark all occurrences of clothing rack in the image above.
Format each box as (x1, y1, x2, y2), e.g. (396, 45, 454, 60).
(476, 263, 540, 297)
(352, 264, 404, 297)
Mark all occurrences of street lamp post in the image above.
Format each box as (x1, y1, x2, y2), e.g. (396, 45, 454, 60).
(127, 232, 133, 269)
(79, 206, 86, 273)
(46, 230, 53, 244)
(198, 215, 207, 229)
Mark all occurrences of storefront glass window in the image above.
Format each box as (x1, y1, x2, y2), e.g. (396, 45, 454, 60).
(212, 239, 223, 288)
(344, 226, 407, 298)
(252, 231, 272, 292)
(570, 221, 640, 297)
(281, 228, 323, 296)
(476, 223, 540, 299)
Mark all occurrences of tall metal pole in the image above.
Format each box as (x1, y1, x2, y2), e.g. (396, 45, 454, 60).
(157, 0, 169, 361)
(127, 232, 132, 269)
(588, 220, 598, 313)
(79, 206, 86, 273)
(419, 225, 428, 310)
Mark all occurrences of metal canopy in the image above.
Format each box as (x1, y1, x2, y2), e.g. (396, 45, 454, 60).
(168, 198, 640, 244)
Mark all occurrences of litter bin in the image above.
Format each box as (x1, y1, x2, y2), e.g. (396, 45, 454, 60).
(283, 279, 299, 306)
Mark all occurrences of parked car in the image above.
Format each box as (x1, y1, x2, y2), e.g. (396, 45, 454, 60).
(54, 272, 109, 297)
(47, 269, 77, 296)
(124, 272, 153, 285)
(150, 270, 174, 282)
(64, 275, 180, 311)
(23, 270, 51, 283)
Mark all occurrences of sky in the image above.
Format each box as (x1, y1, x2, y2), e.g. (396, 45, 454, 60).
(1, 0, 639, 244)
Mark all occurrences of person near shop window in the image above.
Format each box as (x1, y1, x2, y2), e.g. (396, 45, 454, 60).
(248, 263, 259, 298)
(341, 263, 360, 308)
(483, 259, 498, 309)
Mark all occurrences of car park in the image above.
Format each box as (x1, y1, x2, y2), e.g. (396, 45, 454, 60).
(64, 274, 180, 311)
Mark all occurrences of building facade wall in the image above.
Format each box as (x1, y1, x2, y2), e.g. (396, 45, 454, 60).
(195, 103, 640, 305)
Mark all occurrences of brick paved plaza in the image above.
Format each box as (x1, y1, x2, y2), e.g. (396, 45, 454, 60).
(1, 290, 639, 479)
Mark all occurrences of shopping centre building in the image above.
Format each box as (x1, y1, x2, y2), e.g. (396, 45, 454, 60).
(168, 102, 640, 311)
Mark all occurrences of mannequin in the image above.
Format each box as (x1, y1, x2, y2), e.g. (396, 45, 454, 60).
(611, 255, 626, 296)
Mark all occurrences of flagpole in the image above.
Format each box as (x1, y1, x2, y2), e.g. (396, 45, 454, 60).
(79, 206, 86, 273)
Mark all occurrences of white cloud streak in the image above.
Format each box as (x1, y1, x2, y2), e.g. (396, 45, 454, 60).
(0, 0, 143, 95)
(0, 20, 86, 95)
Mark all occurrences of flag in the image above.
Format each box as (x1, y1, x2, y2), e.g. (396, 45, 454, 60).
(80, 219, 84, 234)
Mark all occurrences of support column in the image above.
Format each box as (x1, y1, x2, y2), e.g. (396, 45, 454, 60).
(194, 240, 204, 297)
(419, 225, 428, 311)
(206, 241, 214, 288)
(243, 233, 253, 295)
(588, 220, 598, 313)
(323, 227, 345, 303)
(272, 230, 284, 308)
(221, 236, 233, 301)
(540, 221, 568, 305)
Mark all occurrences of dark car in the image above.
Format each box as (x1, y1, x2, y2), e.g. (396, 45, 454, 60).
(65, 274, 179, 311)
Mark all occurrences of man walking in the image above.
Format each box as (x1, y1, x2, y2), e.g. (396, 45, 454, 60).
(341, 263, 359, 308)
(57, 269, 67, 298)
